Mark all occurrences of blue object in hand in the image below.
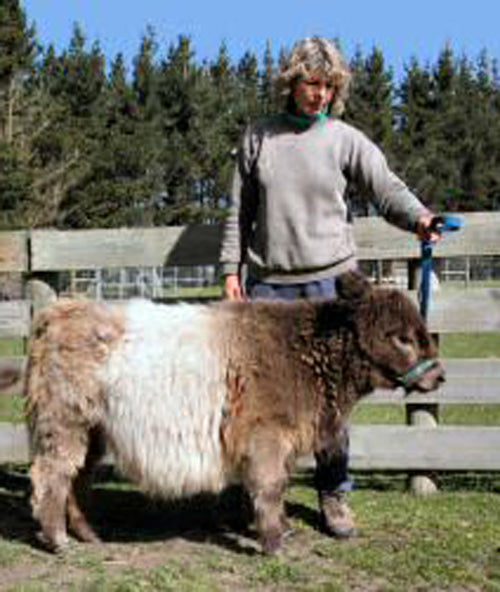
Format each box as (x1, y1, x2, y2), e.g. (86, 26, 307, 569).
(419, 215, 463, 321)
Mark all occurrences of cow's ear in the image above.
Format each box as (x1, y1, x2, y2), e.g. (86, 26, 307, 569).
(336, 271, 372, 301)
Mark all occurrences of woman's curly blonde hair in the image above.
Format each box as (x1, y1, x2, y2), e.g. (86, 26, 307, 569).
(276, 37, 351, 115)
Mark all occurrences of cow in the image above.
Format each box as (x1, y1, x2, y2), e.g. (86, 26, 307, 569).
(22, 271, 444, 554)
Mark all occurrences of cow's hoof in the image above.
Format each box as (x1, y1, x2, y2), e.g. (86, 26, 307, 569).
(72, 525, 102, 544)
(281, 523, 295, 541)
(36, 530, 70, 553)
(261, 531, 284, 555)
(80, 531, 102, 545)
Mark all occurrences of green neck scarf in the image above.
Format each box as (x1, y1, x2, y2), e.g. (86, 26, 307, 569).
(284, 111, 329, 129)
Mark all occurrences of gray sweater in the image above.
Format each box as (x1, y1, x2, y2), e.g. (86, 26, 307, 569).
(220, 114, 428, 283)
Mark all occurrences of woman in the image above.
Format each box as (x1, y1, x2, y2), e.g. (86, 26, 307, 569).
(220, 36, 439, 538)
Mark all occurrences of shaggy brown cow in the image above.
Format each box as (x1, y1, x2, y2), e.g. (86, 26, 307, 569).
(23, 271, 443, 554)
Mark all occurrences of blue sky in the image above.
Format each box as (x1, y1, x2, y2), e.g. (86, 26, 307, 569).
(22, 0, 500, 79)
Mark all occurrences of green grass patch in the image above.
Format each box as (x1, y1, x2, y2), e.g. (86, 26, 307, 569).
(353, 403, 500, 425)
(161, 285, 223, 300)
(353, 404, 404, 425)
(0, 395, 24, 423)
(0, 539, 28, 568)
(0, 339, 24, 356)
(80, 562, 222, 592)
(291, 483, 500, 591)
(440, 332, 500, 358)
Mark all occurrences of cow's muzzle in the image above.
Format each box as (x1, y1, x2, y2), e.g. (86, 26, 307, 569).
(399, 359, 445, 393)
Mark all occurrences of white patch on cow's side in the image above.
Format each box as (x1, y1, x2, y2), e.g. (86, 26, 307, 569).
(101, 299, 228, 498)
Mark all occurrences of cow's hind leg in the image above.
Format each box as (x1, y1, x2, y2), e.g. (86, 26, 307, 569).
(67, 427, 106, 543)
(243, 428, 293, 555)
(31, 456, 73, 551)
(30, 427, 90, 552)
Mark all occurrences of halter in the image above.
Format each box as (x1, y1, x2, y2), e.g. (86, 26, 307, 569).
(397, 358, 439, 390)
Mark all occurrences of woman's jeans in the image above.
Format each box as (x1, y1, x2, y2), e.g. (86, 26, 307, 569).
(246, 276, 352, 494)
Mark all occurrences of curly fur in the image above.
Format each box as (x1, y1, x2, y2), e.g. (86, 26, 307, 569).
(24, 271, 444, 554)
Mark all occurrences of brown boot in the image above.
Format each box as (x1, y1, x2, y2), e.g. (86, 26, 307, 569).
(319, 492, 356, 539)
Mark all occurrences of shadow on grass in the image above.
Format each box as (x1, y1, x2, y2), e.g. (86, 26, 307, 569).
(0, 465, 264, 555)
(0, 465, 34, 546)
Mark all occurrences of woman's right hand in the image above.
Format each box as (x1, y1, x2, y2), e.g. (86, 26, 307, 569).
(224, 274, 244, 301)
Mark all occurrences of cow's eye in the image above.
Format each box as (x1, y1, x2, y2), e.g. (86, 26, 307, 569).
(392, 334, 414, 352)
(385, 330, 411, 344)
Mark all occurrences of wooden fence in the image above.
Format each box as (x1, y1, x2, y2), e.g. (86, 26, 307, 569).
(0, 212, 499, 490)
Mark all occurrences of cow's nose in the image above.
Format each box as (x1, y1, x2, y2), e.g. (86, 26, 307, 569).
(434, 361, 446, 384)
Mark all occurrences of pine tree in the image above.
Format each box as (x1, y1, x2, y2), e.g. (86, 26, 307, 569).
(346, 46, 395, 150)
(395, 57, 437, 206)
(155, 35, 199, 223)
(0, 0, 37, 227)
(54, 24, 107, 118)
(25, 24, 109, 227)
(0, 0, 37, 144)
(211, 40, 232, 90)
(260, 39, 277, 113)
(133, 26, 160, 117)
(454, 51, 500, 211)
(237, 50, 260, 122)
(345, 46, 396, 214)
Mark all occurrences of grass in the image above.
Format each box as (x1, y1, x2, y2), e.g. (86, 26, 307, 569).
(440, 332, 500, 358)
(353, 403, 500, 425)
(0, 395, 24, 423)
(160, 285, 223, 300)
(0, 340, 24, 357)
(0, 473, 499, 591)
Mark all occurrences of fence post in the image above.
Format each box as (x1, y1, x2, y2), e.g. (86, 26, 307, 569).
(406, 260, 439, 494)
(26, 273, 58, 316)
(405, 402, 439, 494)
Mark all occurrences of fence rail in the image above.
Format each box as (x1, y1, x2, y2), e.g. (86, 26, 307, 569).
(0, 212, 499, 482)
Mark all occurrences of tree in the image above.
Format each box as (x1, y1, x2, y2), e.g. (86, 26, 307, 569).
(236, 50, 260, 122)
(3, 9, 500, 230)
(60, 35, 163, 228)
(25, 25, 107, 227)
(345, 46, 396, 215)
(133, 26, 160, 117)
(393, 56, 441, 207)
(0, 0, 37, 144)
(260, 39, 278, 113)
(346, 46, 395, 150)
(0, 0, 37, 227)
(54, 24, 106, 118)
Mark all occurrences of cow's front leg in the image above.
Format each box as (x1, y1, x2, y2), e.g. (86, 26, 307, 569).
(243, 427, 293, 554)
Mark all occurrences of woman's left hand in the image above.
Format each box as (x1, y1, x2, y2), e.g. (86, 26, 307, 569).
(416, 213, 442, 243)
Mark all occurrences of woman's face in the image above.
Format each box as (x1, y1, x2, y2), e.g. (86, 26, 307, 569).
(293, 75, 334, 116)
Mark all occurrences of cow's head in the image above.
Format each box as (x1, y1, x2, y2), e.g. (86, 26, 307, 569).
(336, 271, 445, 393)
